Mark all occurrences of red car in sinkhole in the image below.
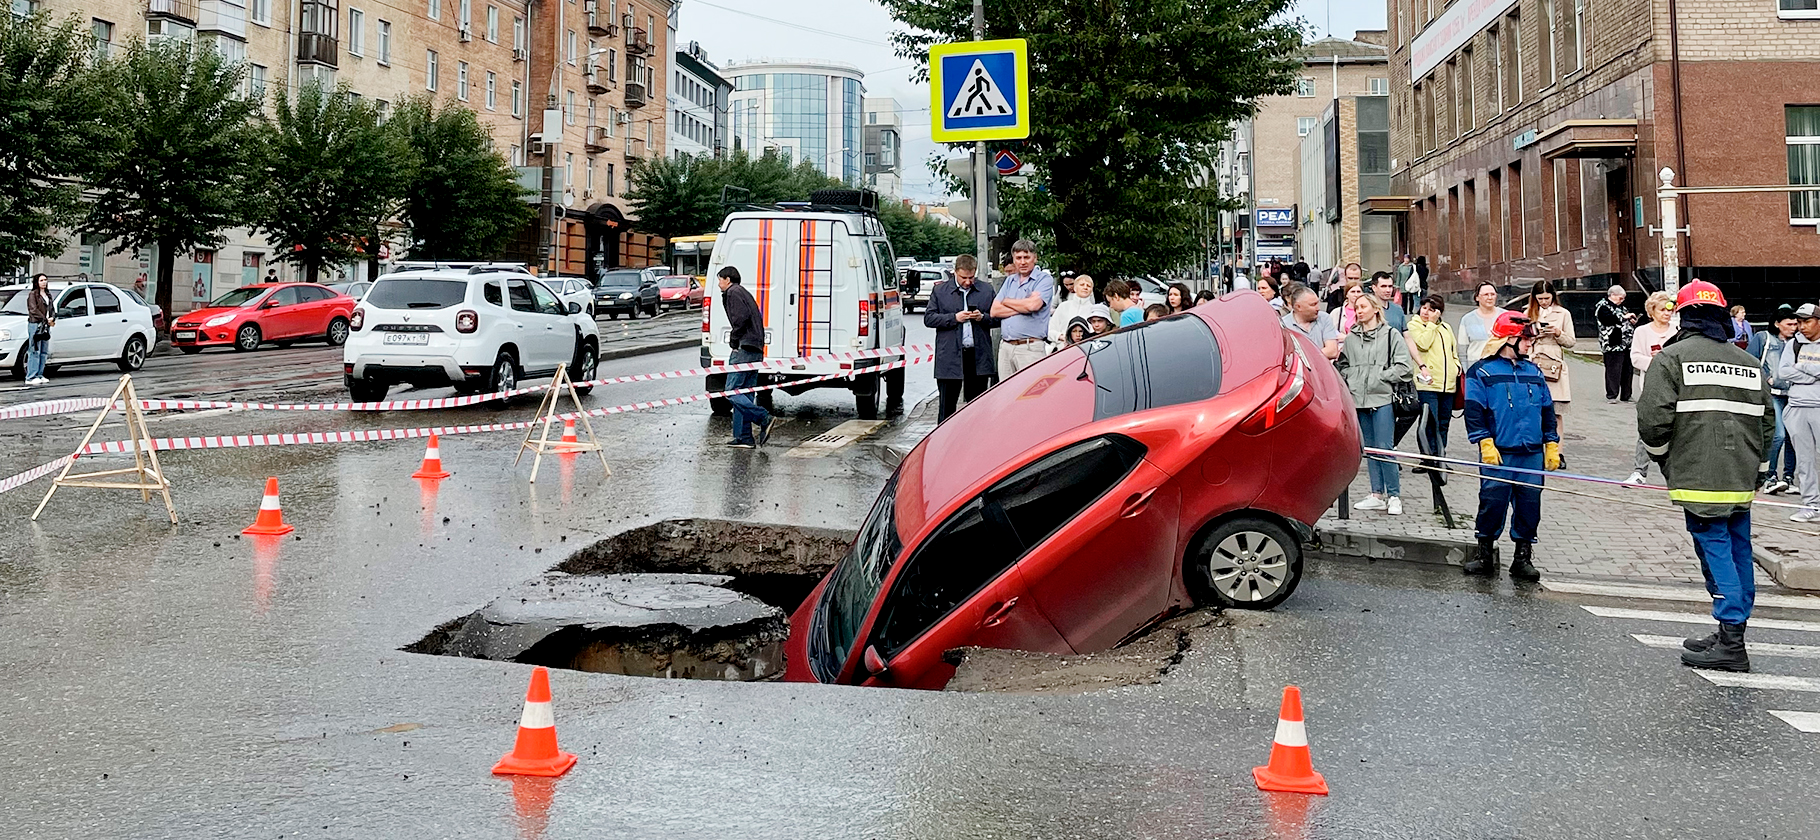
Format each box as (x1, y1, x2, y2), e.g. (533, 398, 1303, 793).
(784, 291, 1362, 690)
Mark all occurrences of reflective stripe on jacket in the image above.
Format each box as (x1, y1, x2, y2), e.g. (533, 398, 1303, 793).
(1637, 331, 1777, 517)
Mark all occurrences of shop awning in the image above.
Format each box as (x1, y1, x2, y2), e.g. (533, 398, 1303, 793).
(1538, 119, 1638, 160)
(1360, 196, 1417, 215)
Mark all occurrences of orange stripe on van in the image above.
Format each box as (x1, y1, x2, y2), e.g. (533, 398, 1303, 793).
(755, 219, 773, 352)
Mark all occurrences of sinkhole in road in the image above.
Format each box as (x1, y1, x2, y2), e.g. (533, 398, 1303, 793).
(404, 519, 854, 681)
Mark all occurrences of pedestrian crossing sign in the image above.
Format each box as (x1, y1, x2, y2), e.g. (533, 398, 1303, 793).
(930, 39, 1030, 142)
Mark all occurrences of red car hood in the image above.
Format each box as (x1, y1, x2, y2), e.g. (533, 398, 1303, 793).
(173, 306, 251, 325)
(659, 288, 689, 298)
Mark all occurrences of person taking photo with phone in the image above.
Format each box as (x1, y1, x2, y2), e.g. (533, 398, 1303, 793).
(926, 255, 999, 422)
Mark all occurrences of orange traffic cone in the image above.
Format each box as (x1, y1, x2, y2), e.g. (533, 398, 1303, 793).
(411, 435, 452, 480)
(492, 666, 577, 777)
(556, 419, 580, 452)
(242, 477, 295, 536)
(1252, 685, 1328, 795)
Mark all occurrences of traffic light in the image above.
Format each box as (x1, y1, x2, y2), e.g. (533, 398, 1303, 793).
(944, 155, 1001, 235)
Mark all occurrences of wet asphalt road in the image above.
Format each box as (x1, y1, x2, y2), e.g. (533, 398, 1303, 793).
(2, 317, 1818, 838)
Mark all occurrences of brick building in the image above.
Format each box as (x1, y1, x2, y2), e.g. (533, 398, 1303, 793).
(1386, 0, 1820, 308)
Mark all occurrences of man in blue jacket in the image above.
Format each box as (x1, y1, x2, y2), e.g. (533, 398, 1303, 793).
(924, 255, 999, 422)
(1463, 311, 1563, 580)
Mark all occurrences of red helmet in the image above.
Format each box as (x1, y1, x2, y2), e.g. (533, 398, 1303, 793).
(1489, 310, 1532, 339)
(1675, 280, 1726, 311)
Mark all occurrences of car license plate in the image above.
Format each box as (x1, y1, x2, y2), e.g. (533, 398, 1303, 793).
(174, 331, 196, 341)
(382, 333, 429, 345)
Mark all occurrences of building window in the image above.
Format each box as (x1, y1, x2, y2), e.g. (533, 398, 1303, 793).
(511, 80, 522, 116)
(376, 19, 390, 63)
(509, 144, 522, 165)
(375, 99, 388, 121)
(1781, 0, 1820, 19)
(1295, 77, 1316, 97)
(565, 153, 574, 197)
(427, 0, 439, 20)
(607, 162, 615, 196)
(458, 0, 470, 31)
(608, 48, 617, 80)
(457, 61, 469, 100)
(91, 19, 113, 59)
(1789, 106, 1820, 222)
(247, 62, 267, 99)
(1297, 116, 1317, 137)
(513, 16, 525, 51)
(566, 29, 577, 64)
(1459, 48, 1474, 133)
(566, 89, 576, 124)
(1568, 0, 1585, 72)
(425, 49, 438, 90)
(1506, 10, 1523, 103)
(485, 71, 496, 110)
(1508, 161, 1525, 260)
(346, 8, 363, 55)
(1367, 77, 1389, 96)
(1541, 0, 1558, 84)
(250, 0, 269, 25)
(485, 5, 497, 41)
(1489, 27, 1504, 112)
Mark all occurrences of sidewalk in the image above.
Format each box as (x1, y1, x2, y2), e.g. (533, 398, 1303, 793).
(1318, 354, 1820, 589)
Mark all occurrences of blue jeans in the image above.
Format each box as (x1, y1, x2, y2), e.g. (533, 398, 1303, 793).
(24, 322, 48, 380)
(1357, 405, 1400, 495)
(1476, 450, 1544, 543)
(1417, 390, 1452, 456)
(1771, 393, 1798, 480)
(726, 348, 771, 444)
(1687, 510, 1754, 625)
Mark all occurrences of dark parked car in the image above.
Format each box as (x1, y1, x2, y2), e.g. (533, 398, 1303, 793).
(783, 293, 1362, 690)
(593, 268, 662, 319)
(899, 265, 947, 313)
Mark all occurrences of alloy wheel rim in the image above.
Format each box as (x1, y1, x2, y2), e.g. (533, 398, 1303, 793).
(497, 360, 515, 391)
(329, 322, 348, 343)
(238, 327, 258, 348)
(127, 339, 145, 368)
(1207, 531, 1289, 602)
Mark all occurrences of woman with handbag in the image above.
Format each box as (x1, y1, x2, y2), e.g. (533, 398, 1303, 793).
(1525, 280, 1577, 434)
(24, 273, 55, 386)
(1408, 294, 1461, 463)
(1337, 293, 1413, 516)
(1594, 285, 1637, 403)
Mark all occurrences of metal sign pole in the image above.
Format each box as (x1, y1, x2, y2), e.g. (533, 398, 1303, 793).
(971, 0, 989, 271)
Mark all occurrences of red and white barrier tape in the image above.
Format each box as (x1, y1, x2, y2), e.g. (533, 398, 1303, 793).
(0, 455, 75, 495)
(0, 343, 934, 418)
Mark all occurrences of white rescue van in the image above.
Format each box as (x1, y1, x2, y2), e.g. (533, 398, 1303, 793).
(701, 190, 907, 419)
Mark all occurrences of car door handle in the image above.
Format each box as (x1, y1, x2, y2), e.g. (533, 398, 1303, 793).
(1120, 488, 1157, 519)
(982, 597, 1019, 627)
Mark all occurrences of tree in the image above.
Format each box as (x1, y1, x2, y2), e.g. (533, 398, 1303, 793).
(250, 80, 405, 283)
(879, 199, 973, 261)
(81, 38, 259, 315)
(388, 95, 534, 261)
(881, 0, 1303, 278)
(625, 150, 843, 240)
(0, 13, 117, 273)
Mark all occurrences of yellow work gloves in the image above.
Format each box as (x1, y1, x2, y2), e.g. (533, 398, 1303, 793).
(1479, 439, 1501, 466)
(1545, 442, 1563, 471)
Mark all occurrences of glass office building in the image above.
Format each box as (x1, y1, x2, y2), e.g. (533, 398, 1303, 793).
(725, 59, 865, 186)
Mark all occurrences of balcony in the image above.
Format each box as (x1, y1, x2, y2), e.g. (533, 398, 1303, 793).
(297, 32, 338, 67)
(623, 80, 646, 108)
(197, 0, 246, 37)
(585, 125, 609, 154)
(626, 27, 650, 56)
(585, 68, 609, 96)
(585, 10, 615, 36)
(147, 0, 198, 22)
(624, 137, 645, 162)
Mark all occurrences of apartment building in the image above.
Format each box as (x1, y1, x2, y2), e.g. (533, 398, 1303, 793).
(666, 39, 728, 160)
(1387, 0, 1820, 306)
(862, 96, 902, 199)
(1298, 93, 1395, 271)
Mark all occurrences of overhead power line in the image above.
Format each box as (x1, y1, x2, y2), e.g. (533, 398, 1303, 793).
(686, 0, 892, 46)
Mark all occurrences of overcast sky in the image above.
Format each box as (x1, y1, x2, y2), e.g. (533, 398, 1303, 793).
(676, 0, 1387, 201)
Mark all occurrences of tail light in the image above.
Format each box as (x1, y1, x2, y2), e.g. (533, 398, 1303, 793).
(1240, 333, 1314, 435)
(701, 296, 712, 333)
(349, 308, 365, 331)
(858, 298, 871, 337)
(456, 310, 478, 333)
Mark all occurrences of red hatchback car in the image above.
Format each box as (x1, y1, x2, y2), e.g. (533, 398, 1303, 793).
(657, 275, 704, 311)
(171, 283, 356, 353)
(784, 292, 1361, 690)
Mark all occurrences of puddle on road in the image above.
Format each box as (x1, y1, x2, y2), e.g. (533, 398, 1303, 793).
(405, 519, 852, 682)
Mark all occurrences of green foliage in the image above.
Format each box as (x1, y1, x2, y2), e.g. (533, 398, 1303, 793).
(0, 13, 117, 272)
(879, 199, 973, 262)
(80, 37, 259, 313)
(249, 80, 406, 283)
(625, 150, 843, 240)
(881, 0, 1303, 277)
(388, 95, 534, 261)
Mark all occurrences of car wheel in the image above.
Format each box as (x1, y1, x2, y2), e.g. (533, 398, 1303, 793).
(325, 317, 350, 346)
(489, 352, 519, 405)
(348, 377, 389, 403)
(854, 372, 880, 421)
(1188, 518, 1303, 610)
(646, 301, 659, 317)
(608, 311, 619, 320)
(234, 324, 261, 351)
(178, 346, 203, 355)
(116, 335, 148, 372)
(571, 340, 597, 396)
(707, 373, 732, 416)
(627, 305, 639, 320)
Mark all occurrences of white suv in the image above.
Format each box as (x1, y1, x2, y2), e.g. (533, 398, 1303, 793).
(342, 267, 599, 403)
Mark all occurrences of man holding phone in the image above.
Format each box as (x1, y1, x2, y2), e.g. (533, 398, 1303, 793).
(925, 254, 999, 422)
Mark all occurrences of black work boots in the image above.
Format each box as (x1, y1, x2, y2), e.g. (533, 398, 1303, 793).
(1464, 537, 1496, 576)
(1680, 622, 1750, 672)
(1508, 542, 1541, 581)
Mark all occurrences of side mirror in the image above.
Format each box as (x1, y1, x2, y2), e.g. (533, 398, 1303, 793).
(862, 645, 890, 678)
(261, 300, 280, 309)
(567, 301, 582, 315)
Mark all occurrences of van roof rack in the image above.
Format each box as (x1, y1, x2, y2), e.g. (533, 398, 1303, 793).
(723, 187, 883, 218)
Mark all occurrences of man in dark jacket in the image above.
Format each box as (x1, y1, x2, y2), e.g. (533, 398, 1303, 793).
(1463, 311, 1562, 581)
(1639, 280, 1776, 672)
(717, 266, 772, 448)
(924, 254, 998, 422)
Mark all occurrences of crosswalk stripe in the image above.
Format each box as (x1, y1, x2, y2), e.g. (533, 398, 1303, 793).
(1545, 579, 1820, 612)
(1631, 634, 1820, 659)
(1769, 710, 1820, 732)
(1581, 606, 1820, 633)
(1694, 671, 1820, 692)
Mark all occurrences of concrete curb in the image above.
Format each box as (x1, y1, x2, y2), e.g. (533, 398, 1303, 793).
(599, 337, 698, 363)
(1754, 546, 1820, 591)
(1314, 518, 1483, 568)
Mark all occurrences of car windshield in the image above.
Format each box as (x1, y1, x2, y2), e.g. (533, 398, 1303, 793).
(1085, 312, 1222, 420)
(211, 287, 268, 308)
(659, 277, 688, 288)
(364, 278, 468, 309)
(0, 289, 35, 315)
(598, 271, 643, 289)
(809, 475, 902, 682)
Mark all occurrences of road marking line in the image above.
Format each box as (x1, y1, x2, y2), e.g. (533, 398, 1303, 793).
(1546, 579, 1820, 612)
(1770, 710, 1820, 732)
(1694, 671, 1820, 693)
(1581, 606, 1820, 633)
(1631, 634, 1820, 659)
(784, 419, 888, 459)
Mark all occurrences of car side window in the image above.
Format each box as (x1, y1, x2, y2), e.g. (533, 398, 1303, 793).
(873, 242, 898, 290)
(484, 281, 504, 307)
(57, 290, 90, 318)
(506, 279, 538, 313)
(91, 287, 122, 314)
(527, 280, 565, 316)
(302, 286, 334, 303)
(869, 435, 1148, 656)
(271, 287, 303, 306)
